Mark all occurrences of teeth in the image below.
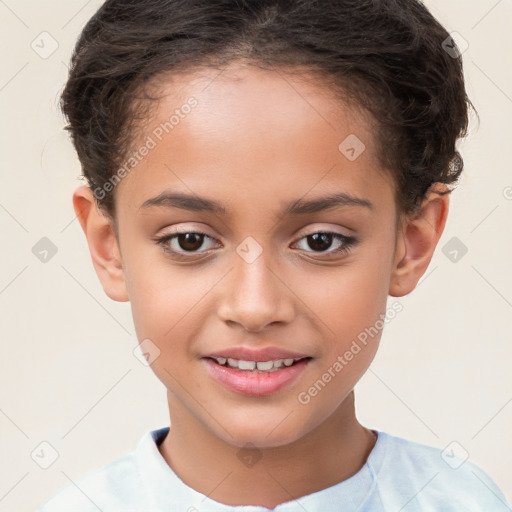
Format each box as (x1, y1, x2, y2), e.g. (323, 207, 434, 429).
(238, 360, 256, 370)
(214, 356, 304, 371)
(256, 360, 274, 371)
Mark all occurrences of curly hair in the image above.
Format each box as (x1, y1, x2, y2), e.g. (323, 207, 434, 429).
(60, 0, 474, 220)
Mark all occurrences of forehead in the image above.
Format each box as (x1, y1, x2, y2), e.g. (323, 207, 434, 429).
(116, 62, 394, 216)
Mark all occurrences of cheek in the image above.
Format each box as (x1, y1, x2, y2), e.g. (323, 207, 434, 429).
(297, 259, 391, 338)
(294, 244, 393, 386)
(128, 273, 198, 341)
(121, 233, 186, 324)
(125, 253, 220, 364)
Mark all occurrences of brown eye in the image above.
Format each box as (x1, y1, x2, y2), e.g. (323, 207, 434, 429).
(155, 231, 219, 259)
(306, 233, 334, 252)
(294, 232, 357, 257)
(175, 233, 206, 252)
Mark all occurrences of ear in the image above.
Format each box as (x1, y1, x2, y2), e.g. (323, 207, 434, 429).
(389, 183, 450, 297)
(72, 185, 129, 302)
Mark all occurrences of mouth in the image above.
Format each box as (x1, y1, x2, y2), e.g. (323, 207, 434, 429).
(206, 356, 312, 373)
(202, 356, 313, 396)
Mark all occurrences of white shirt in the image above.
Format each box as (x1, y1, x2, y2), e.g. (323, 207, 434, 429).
(38, 426, 511, 511)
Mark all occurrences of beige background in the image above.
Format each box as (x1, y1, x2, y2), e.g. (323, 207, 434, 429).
(0, 0, 511, 510)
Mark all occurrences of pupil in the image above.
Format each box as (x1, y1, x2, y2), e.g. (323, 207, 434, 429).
(178, 233, 204, 251)
(308, 233, 332, 252)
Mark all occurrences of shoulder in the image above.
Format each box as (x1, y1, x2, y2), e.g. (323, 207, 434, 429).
(36, 440, 145, 512)
(369, 431, 511, 511)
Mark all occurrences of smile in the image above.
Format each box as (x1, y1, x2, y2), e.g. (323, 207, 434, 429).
(203, 357, 312, 396)
(211, 356, 308, 372)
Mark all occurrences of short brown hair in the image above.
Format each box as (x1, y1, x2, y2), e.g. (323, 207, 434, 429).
(60, 0, 474, 220)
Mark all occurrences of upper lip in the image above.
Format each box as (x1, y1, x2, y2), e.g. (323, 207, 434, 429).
(203, 347, 311, 362)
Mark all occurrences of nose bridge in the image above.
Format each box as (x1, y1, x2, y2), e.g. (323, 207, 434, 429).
(217, 242, 294, 331)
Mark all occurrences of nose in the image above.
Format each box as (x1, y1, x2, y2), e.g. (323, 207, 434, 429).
(217, 249, 296, 333)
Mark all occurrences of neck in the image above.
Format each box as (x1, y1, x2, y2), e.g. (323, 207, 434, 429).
(158, 391, 377, 508)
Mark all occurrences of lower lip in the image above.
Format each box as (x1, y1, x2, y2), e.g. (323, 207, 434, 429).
(203, 358, 311, 396)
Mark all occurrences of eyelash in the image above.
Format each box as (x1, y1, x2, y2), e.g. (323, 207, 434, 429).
(154, 230, 357, 261)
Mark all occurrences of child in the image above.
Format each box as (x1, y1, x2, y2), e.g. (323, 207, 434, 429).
(39, 0, 511, 510)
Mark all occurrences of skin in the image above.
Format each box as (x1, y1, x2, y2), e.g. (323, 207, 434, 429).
(73, 62, 449, 508)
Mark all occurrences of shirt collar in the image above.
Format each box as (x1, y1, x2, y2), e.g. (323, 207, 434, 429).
(135, 426, 387, 511)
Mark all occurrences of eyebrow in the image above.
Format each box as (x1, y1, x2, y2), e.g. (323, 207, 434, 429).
(139, 190, 373, 215)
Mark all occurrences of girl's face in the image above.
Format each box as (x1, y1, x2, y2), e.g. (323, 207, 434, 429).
(113, 63, 403, 447)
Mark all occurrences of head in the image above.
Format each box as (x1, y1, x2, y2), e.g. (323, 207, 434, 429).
(62, 0, 473, 447)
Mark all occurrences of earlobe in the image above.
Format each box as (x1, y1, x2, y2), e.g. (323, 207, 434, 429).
(388, 184, 450, 297)
(72, 185, 130, 302)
